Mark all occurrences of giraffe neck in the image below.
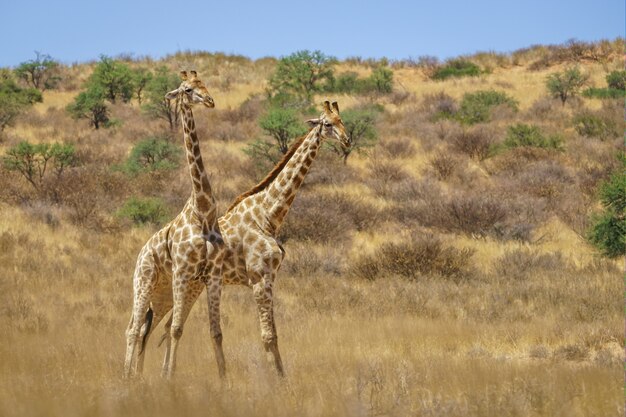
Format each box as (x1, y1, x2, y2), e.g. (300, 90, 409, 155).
(262, 127, 321, 231)
(180, 105, 215, 216)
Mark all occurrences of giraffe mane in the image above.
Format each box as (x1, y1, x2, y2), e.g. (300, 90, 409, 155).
(226, 133, 310, 212)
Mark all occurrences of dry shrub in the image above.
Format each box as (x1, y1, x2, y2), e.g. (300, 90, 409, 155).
(280, 242, 344, 277)
(350, 233, 475, 282)
(379, 137, 416, 158)
(516, 161, 574, 201)
(442, 193, 508, 237)
(484, 146, 554, 175)
(388, 90, 414, 106)
(429, 151, 458, 180)
(525, 97, 565, 122)
(279, 191, 379, 243)
(449, 126, 497, 160)
(420, 92, 458, 120)
(493, 248, 569, 281)
(366, 158, 411, 198)
(304, 150, 359, 186)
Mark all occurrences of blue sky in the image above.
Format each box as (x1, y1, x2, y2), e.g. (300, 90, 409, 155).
(1, 0, 623, 67)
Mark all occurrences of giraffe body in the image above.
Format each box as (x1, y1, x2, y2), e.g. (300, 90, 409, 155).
(216, 101, 350, 375)
(124, 71, 226, 379)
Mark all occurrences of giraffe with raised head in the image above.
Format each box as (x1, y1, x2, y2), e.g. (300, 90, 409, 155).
(217, 100, 350, 375)
(124, 70, 226, 379)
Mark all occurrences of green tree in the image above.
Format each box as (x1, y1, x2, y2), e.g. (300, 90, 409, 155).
(131, 67, 153, 105)
(268, 50, 336, 104)
(328, 106, 380, 164)
(88, 55, 134, 103)
(546, 66, 589, 106)
(259, 107, 307, 154)
(2, 141, 77, 192)
(0, 77, 42, 131)
(66, 84, 109, 129)
(123, 136, 182, 174)
(14, 52, 61, 91)
(588, 170, 625, 258)
(143, 66, 180, 130)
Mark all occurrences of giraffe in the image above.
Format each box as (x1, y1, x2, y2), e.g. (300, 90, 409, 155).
(216, 100, 350, 375)
(124, 70, 226, 379)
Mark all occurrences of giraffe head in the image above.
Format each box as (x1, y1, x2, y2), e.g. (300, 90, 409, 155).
(307, 101, 350, 149)
(165, 70, 215, 108)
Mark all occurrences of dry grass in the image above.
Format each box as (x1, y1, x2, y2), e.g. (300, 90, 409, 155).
(0, 43, 623, 417)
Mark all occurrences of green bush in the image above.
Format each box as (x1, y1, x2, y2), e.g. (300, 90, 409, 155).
(573, 113, 618, 140)
(14, 52, 61, 91)
(2, 141, 77, 193)
(123, 136, 182, 174)
(0, 77, 42, 131)
(432, 59, 482, 80)
(456, 90, 518, 124)
(326, 105, 382, 163)
(326, 66, 394, 95)
(142, 66, 180, 130)
(503, 123, 563, 150)
(546, 66, 588, 106)
(258, 107, 307, 153)
(588, 171, 626, 258)
(268, 50, 336, 104)
(582, 87, 626, 99)
(66, 84, 109, 129)
(88, 55, 134, 103)
(116, 197, 169, 226)
(606, 70, 626, 90)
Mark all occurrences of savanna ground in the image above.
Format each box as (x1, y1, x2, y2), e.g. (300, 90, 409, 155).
(0, 41, 624, 416)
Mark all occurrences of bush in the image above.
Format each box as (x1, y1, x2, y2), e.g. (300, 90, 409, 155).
(450, 126, 496, 160)
(258, 107, 307, 154)
(88, 55, 134, 103)
(588, 171, 626, 258)
(457, 90, 518, 124)
(443, 193, 508, 237)
(14, 52, 61, 91)
(116, 197, 169, 226)
(573, 113, 618, 140)
(421, 92, 458, 121)
(268, 50, 336, 103)
(327, 105, 381, 163)
(2, 141, 77, 195)
(142, 66, 181, 130)
(0, 76, 43, 131)
(431, 59, 481, 80)
(605, 70, 626, 90)
(502, 123, 563, 150)
(429, 152, 458, 180)
(366, 66, 394, 94)
(66, 84, 109, 129)
(546, 66, 588, 106)
(123, 136, 182, 174)
(327, 67, 394, 95)
(582, 87, 626, 99)
(350, 234, 475, 282)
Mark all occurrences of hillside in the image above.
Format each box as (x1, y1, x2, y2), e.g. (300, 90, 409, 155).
(0, 40, 623, 417)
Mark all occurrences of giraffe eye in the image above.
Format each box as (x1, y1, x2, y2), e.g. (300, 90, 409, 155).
(184, 87, 193, 93)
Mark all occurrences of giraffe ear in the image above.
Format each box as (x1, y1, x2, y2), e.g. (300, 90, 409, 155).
(331, 101, 340, 114)
(165, 88, 179, 100)
(323, 100, 332, 114)
(306, 118, 321, 127)
(179, 71, 188, 80)
(190, 70, 198, 79)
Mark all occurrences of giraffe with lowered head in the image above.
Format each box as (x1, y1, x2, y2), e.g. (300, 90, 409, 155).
(217, 101, 350, 375)
(124, 71, 226, 379)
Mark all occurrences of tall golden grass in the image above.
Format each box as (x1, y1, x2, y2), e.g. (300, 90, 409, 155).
(0, 41, 623, 416)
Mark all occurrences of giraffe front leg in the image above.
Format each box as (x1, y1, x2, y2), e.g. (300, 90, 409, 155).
(205, 269, 226, 378)
(166, 276, 204, 379)
(252, 274, 284, 377)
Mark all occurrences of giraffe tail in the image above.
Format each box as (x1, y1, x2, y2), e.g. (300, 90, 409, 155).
(138, 308, 153, 355)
